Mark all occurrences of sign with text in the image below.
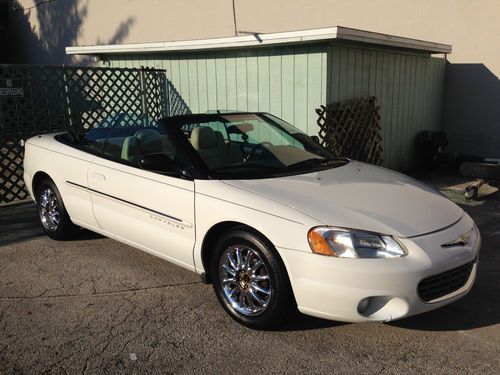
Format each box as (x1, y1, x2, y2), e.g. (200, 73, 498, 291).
(0, 79, 24, 97)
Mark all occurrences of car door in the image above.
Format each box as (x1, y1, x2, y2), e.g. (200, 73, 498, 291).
(87, 124, 196, 270)
(58, 128, 109, 229)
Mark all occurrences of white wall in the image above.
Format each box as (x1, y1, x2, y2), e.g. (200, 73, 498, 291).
(14, 0, 500, 76)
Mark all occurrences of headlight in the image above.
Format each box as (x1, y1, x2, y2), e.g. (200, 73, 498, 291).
(307, 227, 407, 258)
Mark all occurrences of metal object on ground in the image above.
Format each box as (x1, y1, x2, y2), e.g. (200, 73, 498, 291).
(463, 179, 485, 201)
(316, 96, 383, 166)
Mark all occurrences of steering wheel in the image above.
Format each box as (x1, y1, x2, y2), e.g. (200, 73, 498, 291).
(245, 142, 273, 162)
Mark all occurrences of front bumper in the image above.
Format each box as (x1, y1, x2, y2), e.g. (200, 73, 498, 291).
(278, 214, 481, 323)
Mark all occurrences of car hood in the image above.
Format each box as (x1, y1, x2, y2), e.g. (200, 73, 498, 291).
(222, 161, 463, 238)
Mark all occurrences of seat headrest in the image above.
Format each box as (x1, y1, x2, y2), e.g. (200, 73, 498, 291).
(215, 131, 225, 145)
(134, 129, 162, 154)
(191, 126, 218, 150)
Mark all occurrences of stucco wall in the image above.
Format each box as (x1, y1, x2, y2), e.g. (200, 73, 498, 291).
(12, 0, 500, 158)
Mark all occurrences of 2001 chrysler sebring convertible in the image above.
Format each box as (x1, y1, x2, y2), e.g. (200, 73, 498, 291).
(23, 112, 480, 329)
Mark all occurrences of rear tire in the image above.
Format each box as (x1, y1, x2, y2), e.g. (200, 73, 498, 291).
(36, 178, 79, 240)
(210, 227, 294, 329)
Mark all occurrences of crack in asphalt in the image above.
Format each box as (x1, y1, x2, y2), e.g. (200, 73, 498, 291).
(0, 280, 201, 301)
(80, 293, 146, 373)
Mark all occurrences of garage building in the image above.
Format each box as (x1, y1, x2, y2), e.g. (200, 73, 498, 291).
(67, 27, 451, 170)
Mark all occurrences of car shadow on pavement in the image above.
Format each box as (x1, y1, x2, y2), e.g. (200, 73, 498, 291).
(269, 310, 346, 332)
(0, 201, 44, 246)
(0, 201, 103, 247)
(392, 300, 498, 333)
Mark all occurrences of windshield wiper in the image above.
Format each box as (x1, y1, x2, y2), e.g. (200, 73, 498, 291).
(211, 163, 286, 173)
(286, 157, 347, 171)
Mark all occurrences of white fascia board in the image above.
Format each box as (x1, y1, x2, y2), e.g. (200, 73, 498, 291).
(66, 26, 451, 56)
(335, 27, 451, 54)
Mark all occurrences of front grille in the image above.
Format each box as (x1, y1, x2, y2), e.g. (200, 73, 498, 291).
(418, 261, 474, 302)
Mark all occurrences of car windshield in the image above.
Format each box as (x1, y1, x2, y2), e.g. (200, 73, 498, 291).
(178, 113, 348, 178)
(67, 112, 348, 179)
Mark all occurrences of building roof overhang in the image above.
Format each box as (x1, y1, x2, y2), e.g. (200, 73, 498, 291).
(66, 26, 452, 56)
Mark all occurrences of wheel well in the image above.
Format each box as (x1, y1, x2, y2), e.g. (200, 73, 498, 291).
(201, 221, 270, 283)
(31, 171, 51, 201)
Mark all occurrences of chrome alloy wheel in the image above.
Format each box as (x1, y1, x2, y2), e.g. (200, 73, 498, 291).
(219, 245, 272, 316)
(39, 188, 60, 231)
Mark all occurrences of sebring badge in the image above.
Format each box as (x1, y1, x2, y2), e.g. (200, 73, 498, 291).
(441, 230, 472, 248)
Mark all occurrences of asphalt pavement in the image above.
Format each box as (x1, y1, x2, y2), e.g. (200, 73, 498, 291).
(0, 174, 499, 374)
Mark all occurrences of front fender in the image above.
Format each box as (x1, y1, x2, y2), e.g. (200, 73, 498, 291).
(193, 180, 321, 274)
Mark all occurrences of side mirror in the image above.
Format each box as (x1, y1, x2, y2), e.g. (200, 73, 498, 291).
(139, 153, 189, 178)
(310, 135, 320, 144)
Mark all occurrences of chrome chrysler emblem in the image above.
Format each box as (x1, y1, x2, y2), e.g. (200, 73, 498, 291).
(441, 230, 471, 248)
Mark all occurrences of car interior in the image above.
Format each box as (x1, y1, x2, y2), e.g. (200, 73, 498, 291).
(72, 114, 324, 174)
(188, 125, 244, 168)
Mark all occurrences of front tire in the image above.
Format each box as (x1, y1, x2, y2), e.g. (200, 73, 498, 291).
(210, 228, 294, 329)
(36, 178, 79, 240)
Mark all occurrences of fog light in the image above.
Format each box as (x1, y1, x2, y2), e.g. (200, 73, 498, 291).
(358, 297, 371, 314)
(357, 296, 409, 321)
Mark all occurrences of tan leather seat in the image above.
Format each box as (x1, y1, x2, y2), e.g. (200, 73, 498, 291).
(121, 129, 163, 162)
(190, 126, 227, 168)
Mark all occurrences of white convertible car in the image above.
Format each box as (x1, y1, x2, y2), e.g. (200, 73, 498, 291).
(23, 112, 480, 329)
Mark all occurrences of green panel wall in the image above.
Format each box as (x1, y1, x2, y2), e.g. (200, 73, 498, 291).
(105, 42, 445, 170)
(106, 45, 327, 136)
(327, 44, 446, 170)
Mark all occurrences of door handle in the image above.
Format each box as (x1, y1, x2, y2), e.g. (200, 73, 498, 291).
(92, 172, 106, 181)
